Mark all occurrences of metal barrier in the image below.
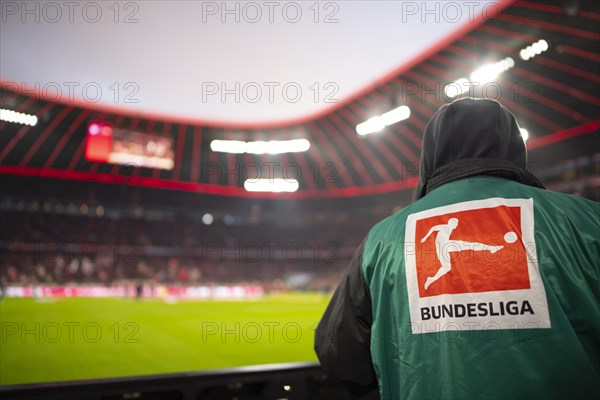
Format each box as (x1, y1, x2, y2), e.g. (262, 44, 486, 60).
(0, 362, 380, 400)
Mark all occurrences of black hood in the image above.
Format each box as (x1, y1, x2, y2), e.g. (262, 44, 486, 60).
(417, 97, 543, 199)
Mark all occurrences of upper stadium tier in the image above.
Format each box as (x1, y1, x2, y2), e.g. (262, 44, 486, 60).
(1, 0, 598, 199)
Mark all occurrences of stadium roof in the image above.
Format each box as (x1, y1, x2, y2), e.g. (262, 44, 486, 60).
(1, 0, 599, 199)
(1, 0, 500, 125)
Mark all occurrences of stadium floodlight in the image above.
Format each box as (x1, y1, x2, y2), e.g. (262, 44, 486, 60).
(210, 140, 247, 153)
(444, 57, 514, 99)
(356, 116, 385, 136)
(501, 57, 515, 69)
(471, 64, 500, 84)
(470, 58, 514, 85)
(244, 179, 299, 193)
(520, 128, 529, 141)
(356, 105, 411, 136)
(381, 106, 411, 126)
(210, 139, 310, 154)
(0, 108, 38, 126)
(444, 78, 470, 99)
(245, 139, 310, 154)
(202, 213, 214, 225)
(519, 39, 549, 61)
(520, 49, 532, 61)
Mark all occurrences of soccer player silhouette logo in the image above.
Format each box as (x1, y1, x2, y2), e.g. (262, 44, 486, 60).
(420, 218, 509, 290)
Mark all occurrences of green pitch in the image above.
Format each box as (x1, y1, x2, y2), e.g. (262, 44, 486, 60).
(0, 293, 330, 386)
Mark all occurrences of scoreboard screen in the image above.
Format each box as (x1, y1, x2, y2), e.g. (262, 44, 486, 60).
(85, 121, 175, 170)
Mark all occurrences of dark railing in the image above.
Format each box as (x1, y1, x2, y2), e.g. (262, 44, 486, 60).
(0, 362, 380, 400)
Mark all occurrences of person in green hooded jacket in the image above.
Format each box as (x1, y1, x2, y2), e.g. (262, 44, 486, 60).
(315, 98, 600, 399)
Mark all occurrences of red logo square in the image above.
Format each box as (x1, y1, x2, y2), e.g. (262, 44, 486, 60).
(415, 205, 530, 298)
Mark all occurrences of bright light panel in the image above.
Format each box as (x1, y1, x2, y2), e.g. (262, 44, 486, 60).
(244, 179, 299, 193)
(0, 109, 38, 126)
(356, 116, 385, 136)
(470, 57, 514, 85)
(381, 106, 411, 126)
(202, 213, 214, 225)
(210, 140, 246, 153)
(356, 105, 411, 136)
(444, 78, 470, 99)
(210, 139, 309, 154)
(520, 39, 549, 61)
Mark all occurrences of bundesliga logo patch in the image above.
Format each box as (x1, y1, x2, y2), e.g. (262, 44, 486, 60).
(404, 198, 551, 333)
